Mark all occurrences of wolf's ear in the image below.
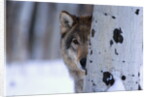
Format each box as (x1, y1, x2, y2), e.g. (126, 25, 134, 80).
(60, 11, 74, 33)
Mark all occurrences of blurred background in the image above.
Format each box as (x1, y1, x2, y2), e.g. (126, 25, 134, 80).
(6, 0, 93, 96)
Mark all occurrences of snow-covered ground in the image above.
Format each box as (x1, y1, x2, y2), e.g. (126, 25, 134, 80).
(6, 59, 74, 96)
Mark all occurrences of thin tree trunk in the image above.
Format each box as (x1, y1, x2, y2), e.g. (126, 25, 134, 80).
(6, 1, 35, 62)
(84, 5, 143, 92)
(31, 2, 50, 60)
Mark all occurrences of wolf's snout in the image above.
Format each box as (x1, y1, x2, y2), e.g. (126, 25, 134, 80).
(80, 57, 87, 70)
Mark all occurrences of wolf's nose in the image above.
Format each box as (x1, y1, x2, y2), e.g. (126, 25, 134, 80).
(80, 57, 87, 70)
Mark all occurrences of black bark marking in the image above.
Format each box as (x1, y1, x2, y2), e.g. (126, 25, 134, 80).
(135, 9, 140, 15)
(115, 49, 119, 55)
(104, 13, 108, 16)
(121, 75, 126, 81)
(91, 80, 94, 83)
(122, 60, 125, 63)
(138, 72, 140, 77)
(89, 60, 93, 63)
(110, 40, 113, 47)
(90, 50, 93, 55)
(138, 85, 142, 90)
(91, 29, 95, 37)
(113, 28, 124, 44)
(112, 16, 116, 19)
(132, 74, 135, 77)
(91, 80, 96, 86)
(103, 72, 115, 86)
(92, 83, 96, 86)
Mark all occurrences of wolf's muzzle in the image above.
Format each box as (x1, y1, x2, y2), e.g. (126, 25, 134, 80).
(80, 57, 87, 70)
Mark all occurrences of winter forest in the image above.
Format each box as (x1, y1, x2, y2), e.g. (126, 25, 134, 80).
(6, 1, 93, 62)
(6, 1, 93, 96)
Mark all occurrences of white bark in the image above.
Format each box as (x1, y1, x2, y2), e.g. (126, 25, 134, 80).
(84, 5, 143, 92)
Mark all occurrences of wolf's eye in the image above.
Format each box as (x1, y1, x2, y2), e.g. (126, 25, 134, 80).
(72, 39, 79, 45)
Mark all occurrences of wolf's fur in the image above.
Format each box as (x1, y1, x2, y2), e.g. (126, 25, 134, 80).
(60, 11, 92, 92)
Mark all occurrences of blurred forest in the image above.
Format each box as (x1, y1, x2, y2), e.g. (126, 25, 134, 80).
(6, 1, 93, 63)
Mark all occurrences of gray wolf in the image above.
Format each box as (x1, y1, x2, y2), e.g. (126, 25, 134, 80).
(60, 11, 92, 92)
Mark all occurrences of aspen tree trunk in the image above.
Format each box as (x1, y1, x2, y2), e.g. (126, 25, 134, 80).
(84, 5, 143, 92)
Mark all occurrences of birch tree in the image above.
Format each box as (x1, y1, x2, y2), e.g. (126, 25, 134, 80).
(84, 5, 143, 92)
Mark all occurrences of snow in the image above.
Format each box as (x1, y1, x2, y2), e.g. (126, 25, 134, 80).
(6, 60, 131, 96)
(6, 59, 74, 96)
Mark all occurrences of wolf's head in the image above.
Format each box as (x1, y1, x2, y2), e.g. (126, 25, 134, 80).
(60, 11, 92, 71)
